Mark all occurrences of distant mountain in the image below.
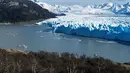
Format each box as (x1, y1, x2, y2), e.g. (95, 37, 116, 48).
(117, 2, 130, 14)
(0, 0, 56, 23)
(37, 2, 130, 15)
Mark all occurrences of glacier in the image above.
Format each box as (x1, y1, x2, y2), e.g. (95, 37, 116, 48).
(37, 14, 130, 42)
(35, 1, 130, 42)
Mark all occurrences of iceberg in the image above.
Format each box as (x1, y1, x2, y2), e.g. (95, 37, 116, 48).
(38, 14, 130, 42)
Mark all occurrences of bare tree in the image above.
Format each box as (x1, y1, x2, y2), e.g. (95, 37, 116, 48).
(31, 57, 38, 73)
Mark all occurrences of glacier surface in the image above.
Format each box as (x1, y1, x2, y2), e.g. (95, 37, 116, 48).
(35, 1, 130, 42)
(37, 14, 130, 42)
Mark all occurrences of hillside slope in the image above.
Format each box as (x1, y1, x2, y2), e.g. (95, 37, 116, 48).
(0, 48, 129, 73)
(0, 0, 56, 22)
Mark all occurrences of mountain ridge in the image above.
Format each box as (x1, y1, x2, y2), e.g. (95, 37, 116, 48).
(36, 2, 130, 15)
(0, 0, 56, 23)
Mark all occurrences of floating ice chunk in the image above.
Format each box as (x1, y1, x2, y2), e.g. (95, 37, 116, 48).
(56, 37, 61, 40)
(17, 44, 28, 49)
(78, 40, 82, 42)
(94, 53, 98, 57)
(96, 40, 116, 44)
(40, 36, 44, 37)
(36, 30, 42, 33)
(6, 32, 18, 36)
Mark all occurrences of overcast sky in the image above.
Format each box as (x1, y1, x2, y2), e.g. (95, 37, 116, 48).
(39, 0, 130, 5)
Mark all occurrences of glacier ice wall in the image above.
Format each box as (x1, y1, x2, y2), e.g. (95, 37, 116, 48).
(37, 14, 130, 42)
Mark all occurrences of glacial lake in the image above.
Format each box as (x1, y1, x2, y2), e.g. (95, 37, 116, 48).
(0, 24, 130, 63)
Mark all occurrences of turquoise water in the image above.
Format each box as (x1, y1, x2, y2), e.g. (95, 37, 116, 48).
(0, 25, 130, 63)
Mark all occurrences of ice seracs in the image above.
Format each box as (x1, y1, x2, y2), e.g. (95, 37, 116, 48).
(38, 14, 130, 42)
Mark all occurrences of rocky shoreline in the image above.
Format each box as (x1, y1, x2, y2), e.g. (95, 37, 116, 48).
(0, 48, 130, 73)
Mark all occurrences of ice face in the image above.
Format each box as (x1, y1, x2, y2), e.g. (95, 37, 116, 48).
(37, 14, 130, 42)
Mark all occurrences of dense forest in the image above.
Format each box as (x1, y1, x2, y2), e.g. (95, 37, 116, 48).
(0, 0, 56, 23)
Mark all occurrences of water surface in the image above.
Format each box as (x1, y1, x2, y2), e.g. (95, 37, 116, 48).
(0, 25, 130, 63)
